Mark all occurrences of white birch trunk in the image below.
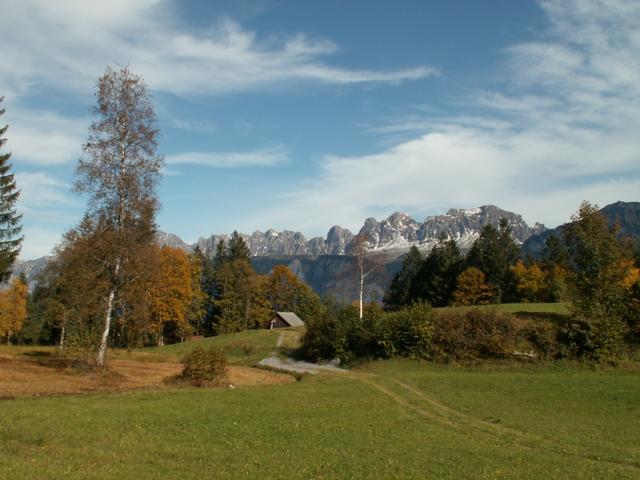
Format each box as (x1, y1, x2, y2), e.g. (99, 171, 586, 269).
(359, 274, 364, 319)
(58, 314, 66, 352)
(97, 258, 120, 367)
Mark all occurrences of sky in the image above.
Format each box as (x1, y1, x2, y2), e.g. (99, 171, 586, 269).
(1, 0, 639, 260)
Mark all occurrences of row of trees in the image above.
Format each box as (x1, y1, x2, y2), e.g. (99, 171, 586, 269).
(2, 67, 323, 365)
(384, 218, 530, 309)
(383, 202, 640, 359)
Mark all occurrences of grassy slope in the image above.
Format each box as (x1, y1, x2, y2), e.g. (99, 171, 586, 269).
(143, 329, 281, 365)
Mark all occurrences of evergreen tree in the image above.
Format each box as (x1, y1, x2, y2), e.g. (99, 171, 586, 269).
(214, 238, 227, 266)
(0, 97, 23, 282)
(415, 239, 463, 307)
(384, 246, 423, 310)
(467, 219, 519, 302)
(228, 231, 250, 261)
(190, 245, 214, 335)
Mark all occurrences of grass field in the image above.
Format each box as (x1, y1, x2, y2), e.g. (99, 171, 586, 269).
(437, 302, 571, 316)
(1, 304, 638, 479)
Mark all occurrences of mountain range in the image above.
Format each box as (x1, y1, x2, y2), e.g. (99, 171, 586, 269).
(12, 205, 546, 299)
(183, 204, 546, 258)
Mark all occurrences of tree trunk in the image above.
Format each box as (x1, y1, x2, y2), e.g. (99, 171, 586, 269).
(97, 259, 120, 367)
(97, 287, 116, 367)
(58, 315, 66, 352)
(359, 270, 364, 319)
(157, 333, 164, 347)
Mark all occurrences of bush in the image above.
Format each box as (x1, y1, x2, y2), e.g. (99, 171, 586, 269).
(383, 303, 435, 359)
(300, 303, 435, 363)
(181, 346, 228, 386)
(432, 308, 518, 361)
(522, 319, 559, 359)
(557, 308, 628, 362)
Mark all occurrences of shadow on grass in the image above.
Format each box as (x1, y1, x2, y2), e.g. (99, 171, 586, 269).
(514, 311, 570, 323)
(20, 350, 54, 358)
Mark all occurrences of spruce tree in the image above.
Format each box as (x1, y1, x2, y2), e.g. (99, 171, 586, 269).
(416, 239, 463, 307)
(467, 219, 519, 302)
(383, 246, 423, 310)
(0, 97, 23, 282)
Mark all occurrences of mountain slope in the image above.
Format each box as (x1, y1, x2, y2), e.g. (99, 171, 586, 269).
(521, 201, 640, 258)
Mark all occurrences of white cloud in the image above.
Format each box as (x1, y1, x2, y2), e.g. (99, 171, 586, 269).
(19, 227, 63, 260)
(0, 2, 436, 98)
(15, 172, 80, 223)
(4, 107, 86, 165)
(166, 146, 287, 168)
(257, 0, 640, 234)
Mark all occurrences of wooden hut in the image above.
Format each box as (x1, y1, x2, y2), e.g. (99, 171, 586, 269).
(267, 312, 304, 329)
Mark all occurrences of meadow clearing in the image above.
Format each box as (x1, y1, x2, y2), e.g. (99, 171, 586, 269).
(0, 304, 638, 479)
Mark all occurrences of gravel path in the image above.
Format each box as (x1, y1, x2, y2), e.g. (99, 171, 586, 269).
(258, 331, 345, 375)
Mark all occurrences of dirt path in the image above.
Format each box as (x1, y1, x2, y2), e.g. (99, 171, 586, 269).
(258, 329, 345, 375)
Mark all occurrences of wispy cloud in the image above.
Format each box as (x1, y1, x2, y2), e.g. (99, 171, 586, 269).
(0, 1, 436, 98)
(4, 107, 87, 165)
(15, 171, 80, 222)
(166, 146, 288, 168)
(258, 0, 640, 233)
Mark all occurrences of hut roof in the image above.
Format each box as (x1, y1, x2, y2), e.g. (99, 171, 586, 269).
(274, 312, 304, 327)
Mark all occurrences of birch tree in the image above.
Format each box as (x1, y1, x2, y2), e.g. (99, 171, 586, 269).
(352, 234, 382, 319)
(75, 66, 162, 366)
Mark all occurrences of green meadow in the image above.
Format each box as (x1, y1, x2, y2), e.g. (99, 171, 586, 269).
(1, 303, 638, 479)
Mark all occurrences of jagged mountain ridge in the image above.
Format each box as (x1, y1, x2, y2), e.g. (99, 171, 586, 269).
(10, 204, 545, 296)
(191, 205, 546, 258)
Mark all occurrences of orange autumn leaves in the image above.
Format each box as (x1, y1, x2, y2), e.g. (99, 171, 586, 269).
(0, 276, 28, 340)
(149, 246, 201, 345)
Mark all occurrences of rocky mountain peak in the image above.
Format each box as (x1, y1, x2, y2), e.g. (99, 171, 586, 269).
(155, 205, 547, 258)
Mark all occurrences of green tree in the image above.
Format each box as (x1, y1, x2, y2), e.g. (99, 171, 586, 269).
(228, 231, 250, 261)
(0, 97, 22, 282)
(415, 239, 463, 307)
(561, 202, 634, 360)
(384, 246, 423, 310)
(540, 235, 569, 302)
(467, 218, 519, 302)
(74, 66, 163, 366)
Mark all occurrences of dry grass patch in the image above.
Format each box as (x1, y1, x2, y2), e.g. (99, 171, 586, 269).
(0, 350, 293, 398)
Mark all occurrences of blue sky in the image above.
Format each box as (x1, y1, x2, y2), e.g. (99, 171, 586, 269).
(1, 0, 639, 259)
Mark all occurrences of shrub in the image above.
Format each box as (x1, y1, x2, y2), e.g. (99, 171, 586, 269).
(432, 308, 518, 361)
(384, 303, 435, 359)
(522, 319, 559, 359)
(181, 346, 228, 386)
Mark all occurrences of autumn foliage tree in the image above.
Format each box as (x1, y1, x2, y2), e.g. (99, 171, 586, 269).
(511, 260, 547, 303)
(0, 275, 28, 343)
(453, 267, 494, 306)
(74, 66, 162, 365)
(149, 246, 195, 346)
(265, 265, 323, 322)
